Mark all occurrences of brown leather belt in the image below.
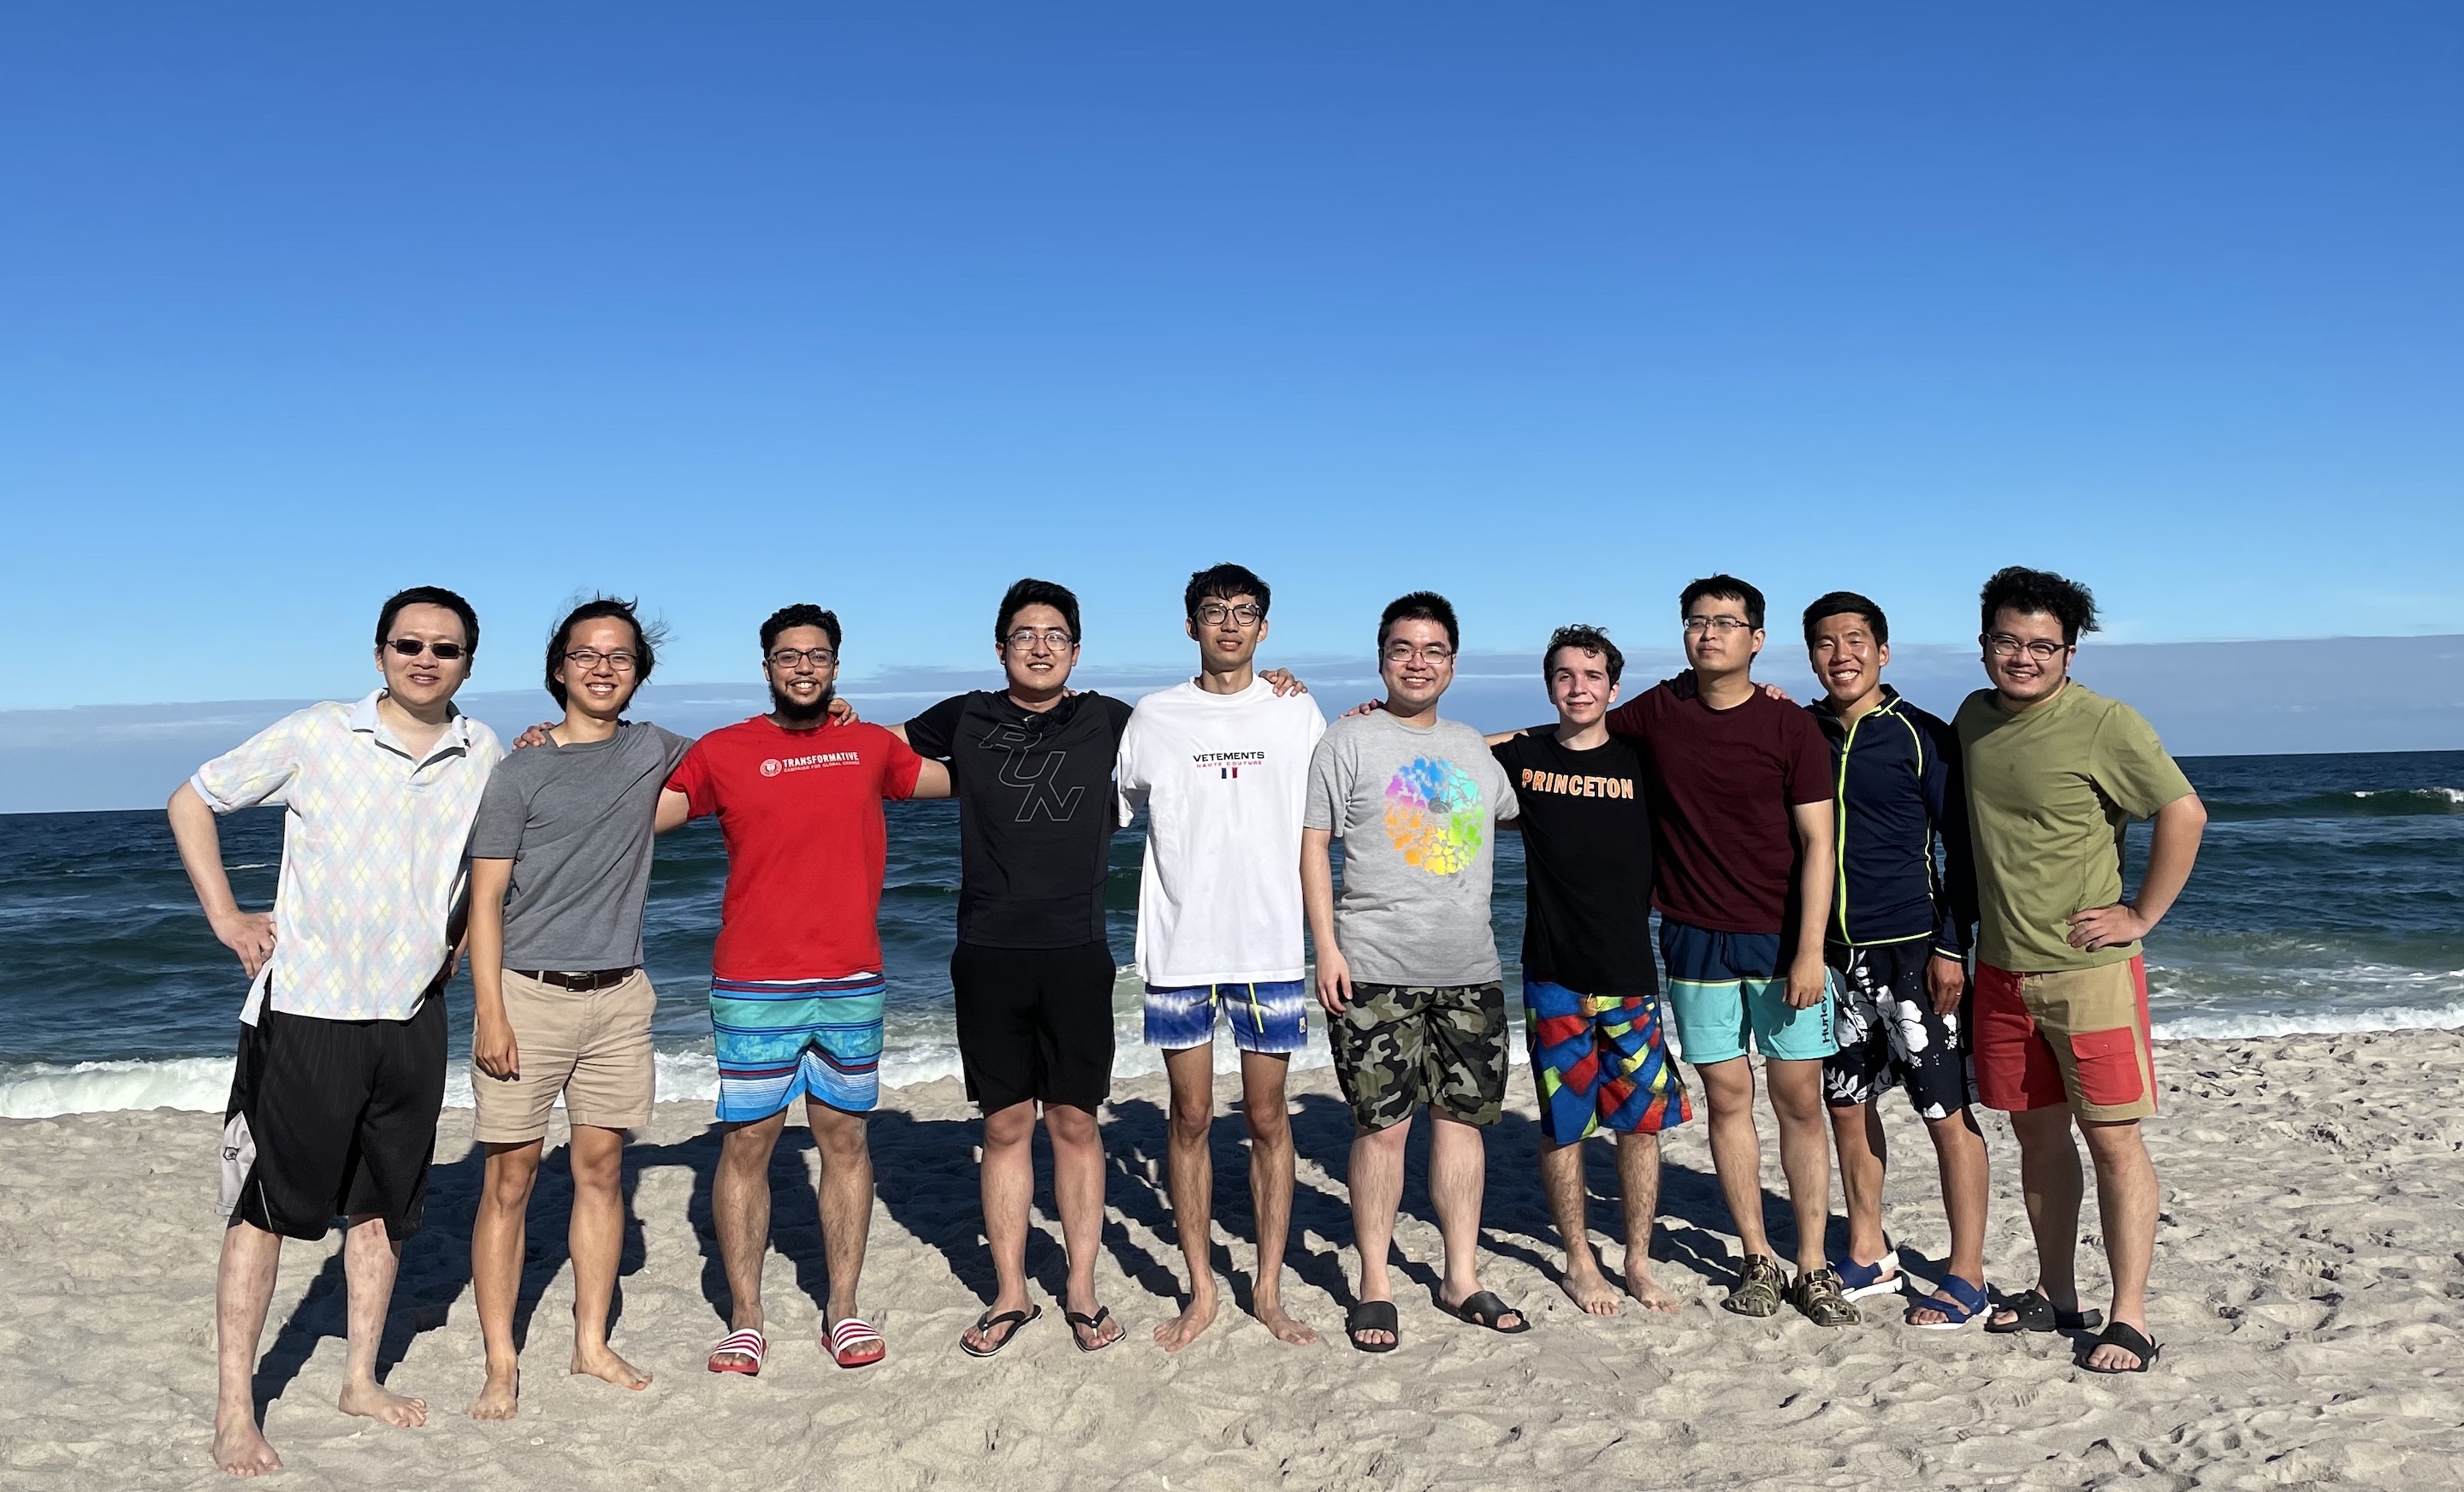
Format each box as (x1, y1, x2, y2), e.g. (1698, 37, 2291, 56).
(511, 967, 639, 992)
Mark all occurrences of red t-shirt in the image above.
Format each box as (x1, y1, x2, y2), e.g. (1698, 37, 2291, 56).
(1605, 674, 1832, 936)
(664, 717, 924, 981)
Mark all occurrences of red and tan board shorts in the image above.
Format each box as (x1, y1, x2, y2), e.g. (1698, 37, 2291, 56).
(1973, 956, 2159, 1122)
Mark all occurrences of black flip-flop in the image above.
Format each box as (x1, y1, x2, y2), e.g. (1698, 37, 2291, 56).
(1345, 1300, 1400, 1354)
(1443, 1289, 1531, 1335)
(2077, 1320, 2161, 1374)
(1984, 1288, 2103, 1335)
(1065, 1306, 1121, 1353)
(959, 1304, 1041, 1359)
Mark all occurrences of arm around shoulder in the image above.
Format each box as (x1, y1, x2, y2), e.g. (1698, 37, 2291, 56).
(654, 787, 693, 833)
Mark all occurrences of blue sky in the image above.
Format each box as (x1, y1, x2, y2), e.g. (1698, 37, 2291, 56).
(3, 3, 2458, 709)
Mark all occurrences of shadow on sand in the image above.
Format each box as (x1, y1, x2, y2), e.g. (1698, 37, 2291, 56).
(250, 1085, 1828, 1414)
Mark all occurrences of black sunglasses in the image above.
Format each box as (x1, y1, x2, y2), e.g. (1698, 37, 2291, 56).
(385, 637, 468, 661)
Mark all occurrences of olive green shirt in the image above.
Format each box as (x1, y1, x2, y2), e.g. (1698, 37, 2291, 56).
(1954, 680, 2195, 974)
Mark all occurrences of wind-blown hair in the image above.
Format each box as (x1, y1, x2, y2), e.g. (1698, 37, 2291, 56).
(545, 596, 662, 708)
(1980, 566, 2099, 645)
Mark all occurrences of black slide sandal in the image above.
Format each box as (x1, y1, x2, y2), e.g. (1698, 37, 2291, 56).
(1346, 1300, 1400, 1353)
(1445, 1289, 1531, 1335)
(959, 1304, 1041, 1359)
(1985, 1288, 2104, 1335)
(2077, 1320, 2161, 1373)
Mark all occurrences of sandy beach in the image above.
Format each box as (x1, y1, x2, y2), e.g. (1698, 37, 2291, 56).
(3, 1029, 2460, 1490)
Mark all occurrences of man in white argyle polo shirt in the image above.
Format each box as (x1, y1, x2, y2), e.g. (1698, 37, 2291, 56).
(168, 585, 503, 1477)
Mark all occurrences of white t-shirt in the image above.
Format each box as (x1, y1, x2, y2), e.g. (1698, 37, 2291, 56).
(1116, 678, 1328, 986)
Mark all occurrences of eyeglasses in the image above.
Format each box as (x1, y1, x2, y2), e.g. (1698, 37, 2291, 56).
(767, 647, 838, 669)
(1681, 616, 1753, 635)
(1382, 642, 1454, 665)
(1982, 632, 2070, 661)
(1004, 628, 1076, 651)
(1194, 601, 1265, 628)
(385, 637, 467, 660)
(562, 648, 637, 672)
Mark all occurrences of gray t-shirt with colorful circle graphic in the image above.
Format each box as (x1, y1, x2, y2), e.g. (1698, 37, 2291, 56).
(1303, 710, 1519, 987)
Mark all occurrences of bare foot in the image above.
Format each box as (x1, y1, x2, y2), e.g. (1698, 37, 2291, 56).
(465, 1361, 520, 1420)
(569, 1343, 652, 1390)
(1561, 1268, 1624, 1317)
(213, 1413, 282, 1477)
(1625, 1271, 1681, 1314)
(337, 1379, 428, 1428)
(1256, 1300, 1319, 1347)
(1154, 1290, 1218, 1352)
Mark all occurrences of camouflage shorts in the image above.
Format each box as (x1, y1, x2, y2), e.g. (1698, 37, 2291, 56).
(1327, 981, 1508, 1133)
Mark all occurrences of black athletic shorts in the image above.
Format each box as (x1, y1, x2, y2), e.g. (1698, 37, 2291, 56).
(949, 940, 1116, 1114)
(222, 985, 448, 1242)
(1821, 940, 1976, 1121)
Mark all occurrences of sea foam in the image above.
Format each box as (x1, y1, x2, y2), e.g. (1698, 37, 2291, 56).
(6, 1003, 2460, 1118)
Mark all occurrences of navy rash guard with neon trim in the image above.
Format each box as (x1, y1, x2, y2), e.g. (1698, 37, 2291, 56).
(1805, 685, 1976, 958)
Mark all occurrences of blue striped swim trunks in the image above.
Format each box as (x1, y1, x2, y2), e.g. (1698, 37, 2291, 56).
(1143, 980, 1310, 1055)
(709, 973, 887, 1121)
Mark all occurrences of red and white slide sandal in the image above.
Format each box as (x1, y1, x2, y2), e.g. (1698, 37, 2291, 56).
(707, 1328, 767, 1376)
(828, 1317, 886, 1370)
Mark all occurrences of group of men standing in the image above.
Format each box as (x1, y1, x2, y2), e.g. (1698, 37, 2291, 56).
(174, 562, 2204, 1478)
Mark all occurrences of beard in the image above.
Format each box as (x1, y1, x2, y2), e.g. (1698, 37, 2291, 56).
(769, 682, 835, 725)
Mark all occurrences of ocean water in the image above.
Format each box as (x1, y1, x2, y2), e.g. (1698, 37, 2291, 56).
(2, 750, 2458, 1118)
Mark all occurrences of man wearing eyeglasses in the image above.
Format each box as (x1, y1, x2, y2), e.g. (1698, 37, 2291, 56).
(1305, 592, 1525, 1353)
(462, 597, 688, 1418)
(168, 586, 502, 1477)
(1115, 563, 1327, 1351)
(888, 577, 1306, 1357)
(662, 604, 951, 1376)
(1957, 567, 2205, 1374)
(1601, 575, 1849, 1326)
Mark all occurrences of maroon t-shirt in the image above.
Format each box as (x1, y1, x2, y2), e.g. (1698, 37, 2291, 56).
(1605, 673, 1832, 936)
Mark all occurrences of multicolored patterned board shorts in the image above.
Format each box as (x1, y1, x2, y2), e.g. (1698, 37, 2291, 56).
(1143, 979, 1310, 1054)
(709, 973, 886, 1122)
(1523, 978, 1691, 1145)
(1326, 980, 1507, 1133)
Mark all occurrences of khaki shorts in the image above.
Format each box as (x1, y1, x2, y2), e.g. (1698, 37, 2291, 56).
(1973, 956, 2158, 1122)
(471, 968, 658, 1143)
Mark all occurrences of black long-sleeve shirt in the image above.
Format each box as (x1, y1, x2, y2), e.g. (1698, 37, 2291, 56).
(1807, 686, 1977, 958)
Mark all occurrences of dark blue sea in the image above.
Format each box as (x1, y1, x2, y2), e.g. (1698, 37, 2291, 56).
(3, 750, 2459, 1116)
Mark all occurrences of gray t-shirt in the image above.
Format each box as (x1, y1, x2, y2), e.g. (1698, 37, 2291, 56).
(467, 721, 691, 971)
(1303, 710, 1519, 986)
